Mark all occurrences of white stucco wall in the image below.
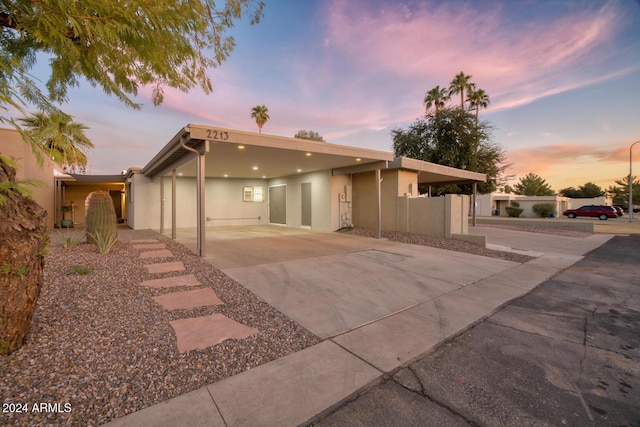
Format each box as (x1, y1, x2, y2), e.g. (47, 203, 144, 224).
(268, 170, 335, 231)
(129, 170, 339, 232)
(0, 128, 59, 229)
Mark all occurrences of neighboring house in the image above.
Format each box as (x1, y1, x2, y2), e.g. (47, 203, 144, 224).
(2, 124, 487, 254)
(0, 128, 59, 229)
(476, 193, 612, 218)
(0, 128, 125, 229)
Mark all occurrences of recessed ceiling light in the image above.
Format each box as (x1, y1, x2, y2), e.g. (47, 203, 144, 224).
(238, 145, 245, 150)
(262, 175, 266, 179)
(223, 174, 228, 178)
(305, 152, 312, 157)
(178, 172, 184, 176)
(252, 166, 259, 170)
(355, 158, 362, 162)
(297, 168, 302, 173)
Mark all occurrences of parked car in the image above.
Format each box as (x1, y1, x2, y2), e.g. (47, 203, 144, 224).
(562, 205, 617, 220)
(612, 205, 624, 217)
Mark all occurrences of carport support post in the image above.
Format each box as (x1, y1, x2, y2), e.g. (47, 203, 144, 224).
(160, 176, 164, 235)
(171, 169, 177, 240)
(376, 168, 382, 239)
(197, 149, 206, 256)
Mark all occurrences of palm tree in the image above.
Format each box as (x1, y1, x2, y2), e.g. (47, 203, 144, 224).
(251, 105, 270, 133)
(448, 72, 475, 108)
(467, 88, 490, 122)
(19, 111, 94, 173)
(423, 86, 450, 113)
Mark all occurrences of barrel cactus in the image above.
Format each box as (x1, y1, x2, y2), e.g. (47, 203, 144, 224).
(85, 191, 117, 246)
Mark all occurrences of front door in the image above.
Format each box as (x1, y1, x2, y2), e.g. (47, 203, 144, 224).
(269, 185, 287, 225)
(301, 182, 311, 228)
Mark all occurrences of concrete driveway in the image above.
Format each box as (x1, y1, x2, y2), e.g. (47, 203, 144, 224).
(173, 225, 610, 342)
(109, 225, 614, 426)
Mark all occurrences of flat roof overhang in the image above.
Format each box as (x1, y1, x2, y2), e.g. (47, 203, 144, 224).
(141, 124, 394, 180)
(56, 174, 125, 186)
(391, 157, 486, 185)
(333, 156, 486, 185)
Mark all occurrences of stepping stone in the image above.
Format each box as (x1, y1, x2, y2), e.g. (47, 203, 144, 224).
(130, 239, 158, 244)
(145, 261, 185, 274)
(139, 274, 201, 289)
(133, 243, 166, 250)
(170, 314, 259, 353)
(153, 288, 224, 311)
(139, 249, 174, 259)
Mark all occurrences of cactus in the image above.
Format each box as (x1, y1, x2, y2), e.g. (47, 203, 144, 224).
(85, 191, 117, 245)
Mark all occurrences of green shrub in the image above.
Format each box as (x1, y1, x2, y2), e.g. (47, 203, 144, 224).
(68, 265, 91, 275)
(505, 206, 523, 217)
(532, 203, 557, 218)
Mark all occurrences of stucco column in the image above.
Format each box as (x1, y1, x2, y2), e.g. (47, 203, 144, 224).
(472, 182, 477, 226)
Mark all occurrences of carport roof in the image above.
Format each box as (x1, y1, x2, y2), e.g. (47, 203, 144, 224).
(138, 124, 486, 185)
(140, 124, 393, 181)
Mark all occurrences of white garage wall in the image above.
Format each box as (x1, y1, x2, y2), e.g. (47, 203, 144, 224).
(268, 170, 335, 231)
(130, 170, 342, 231)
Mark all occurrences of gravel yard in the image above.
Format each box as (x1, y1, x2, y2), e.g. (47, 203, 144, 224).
(1, 225, 548, 426)
(345, 227, 536, 263)
(1, 236, 318, 426)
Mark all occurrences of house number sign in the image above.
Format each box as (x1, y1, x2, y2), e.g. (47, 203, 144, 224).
(206, 129, 230, 141)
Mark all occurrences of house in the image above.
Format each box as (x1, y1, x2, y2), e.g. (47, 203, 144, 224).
(476, 192, 612, 218)
(2, 125, 487, 255)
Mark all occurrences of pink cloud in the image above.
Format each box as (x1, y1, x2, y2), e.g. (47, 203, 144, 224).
(322, 0, 628, 112)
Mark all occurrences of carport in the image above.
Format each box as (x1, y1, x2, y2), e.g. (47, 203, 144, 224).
(130, 124, 485, 257)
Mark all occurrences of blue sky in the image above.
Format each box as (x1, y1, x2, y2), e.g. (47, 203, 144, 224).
(32, 0, 640, 191)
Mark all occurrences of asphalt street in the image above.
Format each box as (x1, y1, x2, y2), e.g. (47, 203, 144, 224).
(313, 234, 640, 427)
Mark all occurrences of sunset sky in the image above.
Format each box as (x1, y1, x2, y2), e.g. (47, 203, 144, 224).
(25, 0, 640, 192)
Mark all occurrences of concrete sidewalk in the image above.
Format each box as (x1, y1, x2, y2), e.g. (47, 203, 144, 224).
(103, 227, 612, 427)
(318, 234, 640, 426)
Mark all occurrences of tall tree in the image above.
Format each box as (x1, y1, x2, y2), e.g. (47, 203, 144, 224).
(251, 105, 269, 133)
(606, 176, 640, 207)
(513, 173, 555, 196)
(448, 72, 475, 108)
(559, 182, 604, 198)
(0, 0, 265, 113)
(19, 111, 94, 173)
(0, 0, 264, 355)
(467, 88, 490, 122)
(294, 130, 325, 142)
(392, 107, 508, 194)
(423, 85, 449, 113)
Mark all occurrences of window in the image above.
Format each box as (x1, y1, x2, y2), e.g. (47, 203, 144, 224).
(243, 186, 264, 202)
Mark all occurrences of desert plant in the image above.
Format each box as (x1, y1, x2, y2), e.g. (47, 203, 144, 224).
(85, 191, 117, 246)
(505, 202, 523, 217)
(68, 265, 91, 275)
(57, 227, 84, 249)
(532, 203, 557, 218)
(88, 230, 118, 255)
